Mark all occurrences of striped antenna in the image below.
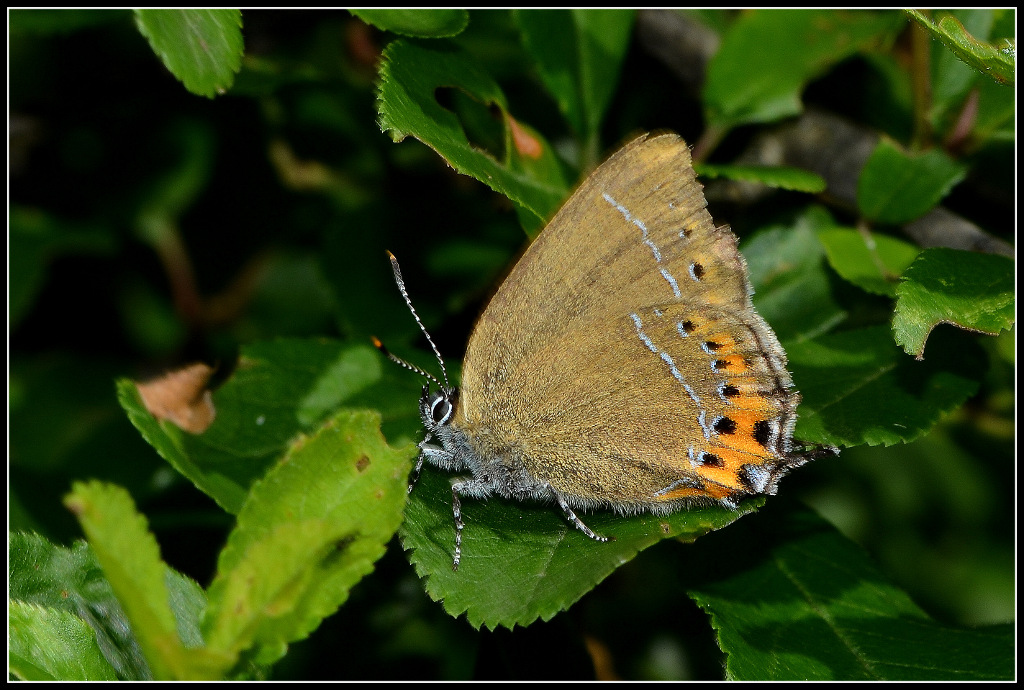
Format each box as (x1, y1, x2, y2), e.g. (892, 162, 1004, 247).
(371, 336, 444, 389)
(379, 251, 451, 390)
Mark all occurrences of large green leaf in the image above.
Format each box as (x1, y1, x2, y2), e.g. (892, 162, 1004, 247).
(402, 466, 764, 630)
(785, 325, 982, 447)
(686, 504, 1014, 680)
(857, 139, 967, 225)
(704, 10, 903, 130)
(893, 248, 1015, 358)
(817, 226, 921, 297)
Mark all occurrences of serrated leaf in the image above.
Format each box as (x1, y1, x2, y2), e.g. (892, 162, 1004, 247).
(401, 466, 763, 630)
(133, 9, 243, 98)
(514, 9, 635, 152)
(63, 482, 181, 678)
(376, 39, 569, 230)
(893, 248, 1015, 359)
(350, 9, 468, 38)
(817, 226, 921, 297)
(62, 483, 231, 679)
(8, 601, 118, 680)
(203, 409, 414, 663)
(906, 9, 1015, 86)
(11, 531, 214, 679)
(784, 325, 982, 448)
(696, 163, 826, 193)
(204, 519, 377, 664)
(704, 10, 903, 129)
(686, 504, 1014, 680)
(857, 139, 967, 225)
(10, 533, 154, 680)
(11, 532, 241, 681)
(118, 340, 384, 514)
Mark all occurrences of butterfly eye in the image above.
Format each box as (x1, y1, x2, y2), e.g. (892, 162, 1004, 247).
(429, 393, 453, 426)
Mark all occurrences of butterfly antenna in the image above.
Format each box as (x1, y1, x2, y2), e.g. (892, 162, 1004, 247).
(371, 336, 443, 388)
(382, 251, 451, 390)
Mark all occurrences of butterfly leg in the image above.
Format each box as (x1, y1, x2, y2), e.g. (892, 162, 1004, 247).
(450, 481, 469, 571)
(446, 479, 613, 571)
(407, 433, 435, 494)
(449, 475, 501, 570)
(411, 432, 462, 493)
(550, 487, 612, 544)
(407, 456, 426, 495)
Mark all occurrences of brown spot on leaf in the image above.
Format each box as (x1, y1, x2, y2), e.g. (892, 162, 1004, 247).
(135, 363, 217, 434)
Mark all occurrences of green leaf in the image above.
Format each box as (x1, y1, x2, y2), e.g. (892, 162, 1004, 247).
(62, 483, 231, 679)
(514, 10, 635, 155)
(743, 207, 848, 343)
(906, 9, 1015, 86)
(8, 601, 118, 680)
(202, 409, 413, 664)
(118, 340, 385, 514)
(133, 9, 243, 98)
(927, 10, 996, 131)
(686, 504, 1014, 680)
(704, 10, 903, 129)
(696, 163, 826, 193)
(402, 466, 763, 630)
(62, 482, 180, 678)
(785, 325, 982, 448)
(377, 39, 570, 230)
(817, 226, 921, 297)
(350, 9, 468, 38)
(11, 533, 164, 680)
(857, 139, 967, 225)
(893, 248, 1015, 359)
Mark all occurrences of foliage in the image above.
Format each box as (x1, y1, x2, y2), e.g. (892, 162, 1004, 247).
(9, 8, 1014, 680)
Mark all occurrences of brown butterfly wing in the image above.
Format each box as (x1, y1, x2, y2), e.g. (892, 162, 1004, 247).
(456, 133, 799, 507)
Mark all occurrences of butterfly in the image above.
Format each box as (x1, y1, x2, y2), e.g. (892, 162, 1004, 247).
(379, 133, 833, 569)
